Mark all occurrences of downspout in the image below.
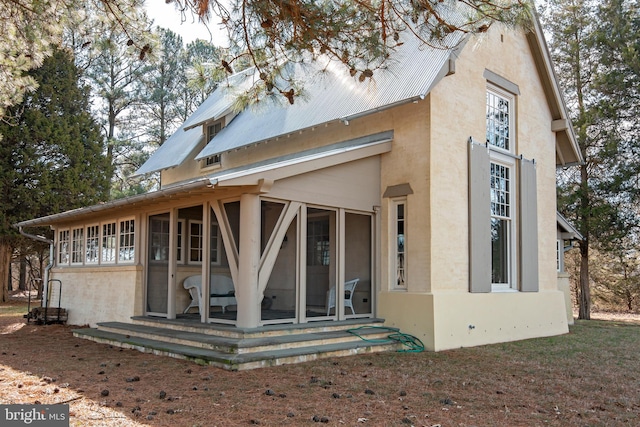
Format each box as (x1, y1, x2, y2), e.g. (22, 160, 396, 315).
(17, 226, 54, 309)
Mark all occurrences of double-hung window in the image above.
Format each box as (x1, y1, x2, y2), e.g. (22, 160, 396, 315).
(486, 86, 516, 290)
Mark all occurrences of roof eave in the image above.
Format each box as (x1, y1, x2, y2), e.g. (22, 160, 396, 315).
(526, 14, 584, 167)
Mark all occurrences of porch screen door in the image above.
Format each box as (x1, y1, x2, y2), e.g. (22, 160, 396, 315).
(306, 208, 335, 318)
(147, 214, 169, 315)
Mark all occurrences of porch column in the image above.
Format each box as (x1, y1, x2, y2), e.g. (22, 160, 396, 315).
(236, 193, 261, 328)
(167, 207, 178, 319)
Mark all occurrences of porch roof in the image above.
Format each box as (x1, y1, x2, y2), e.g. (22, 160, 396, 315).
(16, 131, 393, 228)
(14, 178, 213, 228)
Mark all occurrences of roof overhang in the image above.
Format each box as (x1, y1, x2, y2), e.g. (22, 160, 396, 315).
(557, 211, 584, 241)
(527, 15, 584, 167)
(209, 131, 394, 187)
(15, 179, 214, 228)
(17, 131, 394, 229)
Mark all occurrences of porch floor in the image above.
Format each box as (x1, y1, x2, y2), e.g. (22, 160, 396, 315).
(72, 317, 405, 371)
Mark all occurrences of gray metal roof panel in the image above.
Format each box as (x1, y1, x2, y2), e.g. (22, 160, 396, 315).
(139, 31, 463, 171)
(195, 34, 462, 159)
(134, 124, 205, 176)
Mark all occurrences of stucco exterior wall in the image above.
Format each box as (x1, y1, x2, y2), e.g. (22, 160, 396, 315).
(378, 26, 569, 349)
(558, 273, 575, 325)
(50, 266, 143, 327)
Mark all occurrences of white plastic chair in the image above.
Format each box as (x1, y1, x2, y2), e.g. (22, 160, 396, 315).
(326, 278, 359, 315)
(183, 276, 204, 314)
(182, 274, 237, 314)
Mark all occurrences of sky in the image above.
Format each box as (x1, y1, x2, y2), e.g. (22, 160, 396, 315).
(144, 0, 226, 45)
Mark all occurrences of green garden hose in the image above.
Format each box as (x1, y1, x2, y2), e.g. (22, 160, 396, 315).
(346, 326, 425, 353)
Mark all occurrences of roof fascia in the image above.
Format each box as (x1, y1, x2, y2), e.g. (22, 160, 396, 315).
(526, 14, 584, 166)
(557, 211, 584, 241)
(15, 178, 213, 228)
(209, 131, 394, 187)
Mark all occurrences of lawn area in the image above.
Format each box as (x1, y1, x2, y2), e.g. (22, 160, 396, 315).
(1, 300, 639, 426)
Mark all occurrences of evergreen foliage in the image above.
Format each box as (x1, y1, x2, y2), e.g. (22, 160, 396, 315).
(542, 0, 640, 318)
(0, 47, 111, 301)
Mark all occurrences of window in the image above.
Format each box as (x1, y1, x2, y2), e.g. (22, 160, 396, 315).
(188, 220, 203, 263)
(56, 218, 136, 266)
(392, 199, 406, 289)
(86, 225, 99, 264)
(487, 86, 516, 290)
(58, 230, 70, 265)
(490, 161, 514, 288)
(102, 222, 117, 263)
(211, 222, 220, 264)
(486, 88, 511, 150)
(71, 228, 84, 264)
(207, 122, 222, 142)
(119, 219, 135, 262)
(307, 217, 330, 266)
(203, 154, 221, 168)
(150, 218, 170, 261)
(177, 220, 184, 263)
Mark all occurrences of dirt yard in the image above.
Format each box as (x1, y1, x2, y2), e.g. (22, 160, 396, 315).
(2, 297, 640, 426)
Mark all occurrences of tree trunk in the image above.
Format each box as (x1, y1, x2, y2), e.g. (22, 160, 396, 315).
(19, 256, 26, 291)
(578, 241, 590, 319)
(0, 239, 12, 303)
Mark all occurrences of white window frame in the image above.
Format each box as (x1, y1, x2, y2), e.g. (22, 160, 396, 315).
(202, 121, 223, 170)
(188, 220, 204, 264)
(85, 224, 100, 264)
(58, 229, 70, 266)
(557, 239, 563, 272)
(210, 221, 222, 265)
(55, 218, 136, 266)
(101, 221, 117, 264)
(118, 218, 136, 263)
(391, 198, 407, 290)
(486, 86, 513, 152)
(487, 85, 517, 291)
(71, 227, 84, 265)
(176, 219, 185, 263)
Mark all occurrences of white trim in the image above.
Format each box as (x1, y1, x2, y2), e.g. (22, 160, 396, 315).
(85, 224, 100, 265)
(390, 198, 407, 291)
(187, 220, 204, 264)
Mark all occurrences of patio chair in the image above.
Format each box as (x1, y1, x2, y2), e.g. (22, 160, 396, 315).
(326, 278, 359, 315)
(183, 276, 204, 314)
(183, 274, 237, 314)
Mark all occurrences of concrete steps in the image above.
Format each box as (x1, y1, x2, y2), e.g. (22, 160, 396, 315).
(72, 318, 404, 371)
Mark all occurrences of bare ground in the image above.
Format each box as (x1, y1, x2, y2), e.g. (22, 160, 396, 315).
(2, 296, 640, 426)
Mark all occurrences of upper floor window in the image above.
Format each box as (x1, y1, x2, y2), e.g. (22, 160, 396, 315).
(486, 88, 513, 152)
(207, 121, 222, 142)
(202, 121, 223, 169)
(203, 153, 221, 168)
(487, 85, 517, 291)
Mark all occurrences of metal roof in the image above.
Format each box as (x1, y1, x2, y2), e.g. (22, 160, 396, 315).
(134, 124, 204, 176)
(139, 32, 463, 173)
(196, 34, 463, 159)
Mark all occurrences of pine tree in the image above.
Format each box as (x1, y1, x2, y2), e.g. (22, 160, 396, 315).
(0, 47, 112, 302)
